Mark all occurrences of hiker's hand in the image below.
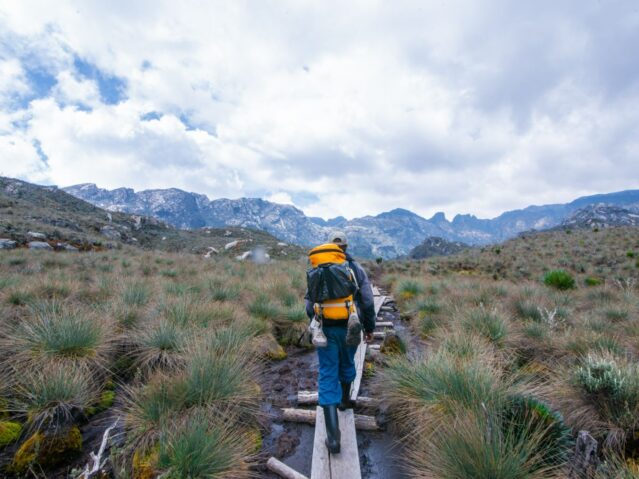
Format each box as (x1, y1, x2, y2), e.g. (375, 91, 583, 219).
(364, 332, 374, 343)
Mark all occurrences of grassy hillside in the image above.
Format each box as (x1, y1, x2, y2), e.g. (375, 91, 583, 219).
(0, 247, 308, 477)
(0, 177, 302, 259)
(378, 226, 639, 477)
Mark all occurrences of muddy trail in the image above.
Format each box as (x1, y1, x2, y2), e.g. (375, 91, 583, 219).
(257, 285, 414, 479)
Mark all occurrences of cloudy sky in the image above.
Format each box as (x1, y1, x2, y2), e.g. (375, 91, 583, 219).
(0, 1, 638, 220)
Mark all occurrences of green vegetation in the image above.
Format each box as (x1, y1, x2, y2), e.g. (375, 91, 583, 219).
(543, 269, 576, 290)
(0, 246, 306, 476)
(377, 226, 639, 476)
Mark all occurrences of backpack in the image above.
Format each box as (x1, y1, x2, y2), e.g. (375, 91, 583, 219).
(306, 243, 358, 320)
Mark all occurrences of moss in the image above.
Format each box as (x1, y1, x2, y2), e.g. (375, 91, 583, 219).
(98, 390, 116, 410)
(133, 445, 159, 479)
(11, 426, 82, 472)
(0, 421, 22, 446)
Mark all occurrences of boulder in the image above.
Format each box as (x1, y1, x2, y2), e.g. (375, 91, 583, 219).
(0, 239, 17, 249)
(100, 225, 121, 239)
(27, 231, 46, 240)
(28, 241, 53, 250)
(225, 240, 240, 250)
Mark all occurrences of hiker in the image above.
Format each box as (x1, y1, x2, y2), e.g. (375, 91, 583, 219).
(305, 231, 376, 454)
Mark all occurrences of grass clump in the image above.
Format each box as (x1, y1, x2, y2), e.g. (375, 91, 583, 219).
(4, 301, 111, 370)
(123, 282, 150, 307)
(396, 278, 425, 300)
(157, 412, 250, 478)
(543, 270, 575, 291)
(13, 365, 97, 432)
(462, 308, 508, 346)
(133, 320, 189, 374)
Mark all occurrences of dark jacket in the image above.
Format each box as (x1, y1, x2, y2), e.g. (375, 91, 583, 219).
(305, 252, 376, 333)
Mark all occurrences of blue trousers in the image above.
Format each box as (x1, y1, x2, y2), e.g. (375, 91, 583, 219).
(317, 326, 358, 406)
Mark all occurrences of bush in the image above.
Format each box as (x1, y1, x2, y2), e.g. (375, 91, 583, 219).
(574, 353, 639, 430)
(543, 270, 575, 290)
(584, 276, 602, 287)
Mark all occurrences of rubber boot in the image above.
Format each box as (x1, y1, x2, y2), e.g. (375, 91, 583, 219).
(345, 312, 362, 346)
(339, 382, 355, 411)
(323, 405, 341, 454)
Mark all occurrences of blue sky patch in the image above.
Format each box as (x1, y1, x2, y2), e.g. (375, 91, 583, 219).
(141, 111, 163, 121)
(73, 56, 127, 104)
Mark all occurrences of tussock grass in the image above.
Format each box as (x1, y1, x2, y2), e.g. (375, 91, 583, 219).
(157, 411, 251, 478)
(13, 364, 97, 433)
(2, 300, 114, 371)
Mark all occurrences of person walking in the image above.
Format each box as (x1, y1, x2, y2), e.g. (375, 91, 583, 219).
(305, 231, 376, 454)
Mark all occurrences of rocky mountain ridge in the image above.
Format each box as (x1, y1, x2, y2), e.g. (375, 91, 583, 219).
(63, 183, 639, 258)
(408, 236, 470, 259)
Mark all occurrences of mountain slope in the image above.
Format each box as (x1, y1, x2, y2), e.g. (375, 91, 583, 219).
(0, 177, 300, 258)
(64, 183, 639, 258)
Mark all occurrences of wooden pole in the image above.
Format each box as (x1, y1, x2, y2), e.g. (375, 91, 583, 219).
(282, 408, 379, 431)
(297, 391, 380, 409)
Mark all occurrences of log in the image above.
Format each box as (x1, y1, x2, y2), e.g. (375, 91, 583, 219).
(266, 457, 309, 479)
(282, 408, 380, 431)
(375, 321, 394, 328)
(297, 391, 380, 409)
(368, 344, 381, 350)
(569, 431, 599, 478)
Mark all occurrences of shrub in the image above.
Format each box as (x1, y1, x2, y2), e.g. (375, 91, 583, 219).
(574, 353, 639, 430)
(543, 270, 575, 290)
(585, 276, 602, 287)
(627, 251, 635, 258)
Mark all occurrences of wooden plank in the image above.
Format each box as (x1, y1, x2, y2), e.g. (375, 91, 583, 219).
(282, 408, 379, 431)
(368, 344, 380, 351)
(297, 391, 380, 408)
(267, 457, 309, 479)
(372, 286, 381, 296)
(311, 407, 330, 479)
(372, 331, 386, 339)
(375, 321, 393, 328)
(330, 409, 361, 479)
(350, 334, 366, 402)
(373, 295, 386, 315)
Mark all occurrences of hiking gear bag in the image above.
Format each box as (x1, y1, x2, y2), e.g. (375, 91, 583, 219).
(307, 243, 358, 320)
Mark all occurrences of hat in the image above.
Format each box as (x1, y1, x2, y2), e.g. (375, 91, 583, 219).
(328, 230, 348, 246)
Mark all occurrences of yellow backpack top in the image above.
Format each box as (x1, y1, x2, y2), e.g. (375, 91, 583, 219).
(307, 243, 356, 320)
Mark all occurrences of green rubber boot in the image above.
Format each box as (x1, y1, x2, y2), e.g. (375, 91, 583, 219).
(323, 405, 341, 454)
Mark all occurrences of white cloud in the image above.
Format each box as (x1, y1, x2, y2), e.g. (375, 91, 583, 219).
(0, 0, 638, 220)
